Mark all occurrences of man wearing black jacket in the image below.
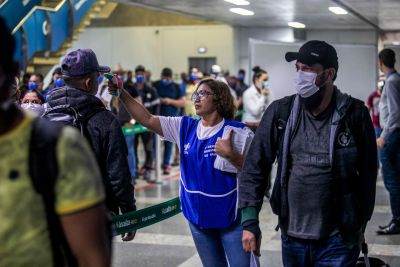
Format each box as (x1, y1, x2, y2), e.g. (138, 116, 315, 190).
(133, 65, 160, 182)
(45, 49, 136, 241)
(239, 41, 377, 266)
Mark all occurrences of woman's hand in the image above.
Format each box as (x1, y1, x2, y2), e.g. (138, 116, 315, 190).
(215, 130, 234, 159)
(107, 74, 123, 96)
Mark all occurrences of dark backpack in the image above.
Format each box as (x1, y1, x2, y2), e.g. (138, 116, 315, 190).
(29, 118, 78, 267)
(42, 104, 106, 138)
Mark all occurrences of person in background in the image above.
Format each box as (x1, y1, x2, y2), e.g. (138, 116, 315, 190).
(109, 78, 254, 267)
(134, 65, 160, 182)
(125, 70, 134, 88)
(29, 72, 44, 94)
(42, 67, 64, 99)
(115, 82, 141, 183)
(19, 89, 45, 116)
(242, 66, 271, 132)
(19, 72, 31, 93)
(153, 67, 185, 175)
(0, 17, 110, 267)
(377, 48, 400, 235)
(184, 68, 200, 117)
(96, 74, 113, 110)
(145, 69, 153, 87)
(236, 69, 249, 98)
(235, 69, 250, 121)
(367, 79, 383, 138)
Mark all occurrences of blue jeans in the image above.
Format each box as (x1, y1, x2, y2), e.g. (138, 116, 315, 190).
(162, 140, 173, 168)
(381, 129, 400, 221)
(125, 134, 136, 177)
(188, 219, 250, 267)
(281, 233, 360, 267)
(375, 128, 382, 163)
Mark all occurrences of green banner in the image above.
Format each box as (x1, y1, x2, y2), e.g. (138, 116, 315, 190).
(122, 124, 149, 136)
(111, 197, 181, 236)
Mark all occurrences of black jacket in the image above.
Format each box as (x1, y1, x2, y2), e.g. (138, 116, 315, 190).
(135, 83, 160, 115)
(239, 89, 377, 244)
(46, 86, 136, 214)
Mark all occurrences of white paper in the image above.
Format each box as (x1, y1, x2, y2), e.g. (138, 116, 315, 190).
(250, 251, 261, 267)
(213, 126, 252, 173)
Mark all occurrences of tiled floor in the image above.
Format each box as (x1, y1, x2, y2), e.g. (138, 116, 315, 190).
(112, 166, 400, 267)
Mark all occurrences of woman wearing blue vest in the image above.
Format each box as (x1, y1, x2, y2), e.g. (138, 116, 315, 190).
(109, 78, 254, 267)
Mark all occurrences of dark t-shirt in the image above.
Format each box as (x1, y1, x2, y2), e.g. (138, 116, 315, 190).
(287, 102, 336, 239)
(153, 80, 183, 116)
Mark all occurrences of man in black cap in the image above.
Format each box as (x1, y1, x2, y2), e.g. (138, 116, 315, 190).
(239, 40, 377, 266)
(44, 48, 137, 241)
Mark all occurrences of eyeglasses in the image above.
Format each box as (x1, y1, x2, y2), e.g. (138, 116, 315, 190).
(191, 90, 214, 101)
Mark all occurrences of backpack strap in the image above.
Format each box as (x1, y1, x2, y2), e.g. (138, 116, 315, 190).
(29, 118, 78, 267)
(275, 95, 296, 152)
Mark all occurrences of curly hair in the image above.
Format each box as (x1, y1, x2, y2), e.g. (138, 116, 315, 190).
(196, 78, 236, 120)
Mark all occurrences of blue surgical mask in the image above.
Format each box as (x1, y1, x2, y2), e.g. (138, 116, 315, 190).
(238, 74, 244, 81)
(136, 75, 145, 84)
(55, 78, 64, 87)
(161, 79, 169, 86)
(190, 73, 197, 81)
(29, 82, 38, 90)
(262, 81, 269, 89)
(97, 76, 104, 84)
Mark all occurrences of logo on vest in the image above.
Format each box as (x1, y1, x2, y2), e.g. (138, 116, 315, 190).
(338, 131, 352, 147)
(184, 143, 191, 155)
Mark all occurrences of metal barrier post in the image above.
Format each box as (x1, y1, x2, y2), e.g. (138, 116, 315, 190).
(155, 134, 162, 184)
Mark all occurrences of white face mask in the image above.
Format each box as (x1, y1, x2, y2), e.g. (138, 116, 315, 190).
(294, 70, 327, 98)
(21, 103, 45, 116)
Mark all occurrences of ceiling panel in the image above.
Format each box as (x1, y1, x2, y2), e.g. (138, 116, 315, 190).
(114, 0, 400, 31)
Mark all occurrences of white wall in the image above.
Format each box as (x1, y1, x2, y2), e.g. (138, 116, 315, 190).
(71, 25, 235, 79)
(234, 27, 378, 85)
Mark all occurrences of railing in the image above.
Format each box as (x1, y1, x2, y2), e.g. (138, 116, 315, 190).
(4, 0, 98, 70)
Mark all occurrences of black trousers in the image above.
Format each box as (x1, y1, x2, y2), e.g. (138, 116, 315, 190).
(134, 131, 154, 170)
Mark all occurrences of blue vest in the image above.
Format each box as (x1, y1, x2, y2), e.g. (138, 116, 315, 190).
(179, 116, 246, 228)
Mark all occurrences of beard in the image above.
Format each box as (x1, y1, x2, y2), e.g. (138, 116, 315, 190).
(300, 84, 326, 111)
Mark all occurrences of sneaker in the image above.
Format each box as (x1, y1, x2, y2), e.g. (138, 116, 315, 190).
(162, 165, 172, 175)
(143, 169, 152, 181)
(137, 167, 146, 176)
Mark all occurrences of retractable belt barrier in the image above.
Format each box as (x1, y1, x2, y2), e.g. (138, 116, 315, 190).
(122, 124, 149, 136)
(111, 197, 181, 236)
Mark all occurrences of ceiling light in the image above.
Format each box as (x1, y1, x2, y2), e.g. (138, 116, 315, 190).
(224, 0, 249, 5)
(288, 22, 306, 29)
(329, 6, 348, 15)
(229, 8, 254, 16)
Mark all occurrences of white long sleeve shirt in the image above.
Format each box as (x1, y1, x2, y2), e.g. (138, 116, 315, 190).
(242, 85, 271, 123)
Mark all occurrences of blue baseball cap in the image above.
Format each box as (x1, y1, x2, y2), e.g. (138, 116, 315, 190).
(61, 48, 110, 77)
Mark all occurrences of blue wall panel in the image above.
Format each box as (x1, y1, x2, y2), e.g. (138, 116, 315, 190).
(49, 2, 70, 51)
(0, 0, 41, 31)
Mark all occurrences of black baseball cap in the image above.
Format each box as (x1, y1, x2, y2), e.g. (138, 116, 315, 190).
(285, 40, 338, 71)
(61, 49, 110, 77)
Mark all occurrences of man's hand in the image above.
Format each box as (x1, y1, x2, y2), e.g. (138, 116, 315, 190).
(121, 231, 136, 241)
(215, 130, 234, 158)
(242, 230, 261, 256)
(377, 136, 385, 149)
